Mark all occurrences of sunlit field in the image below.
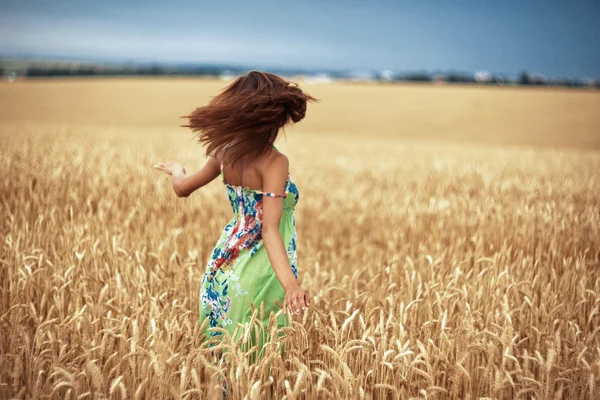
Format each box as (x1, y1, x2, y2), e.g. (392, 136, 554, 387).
(1, 78, 600, 399)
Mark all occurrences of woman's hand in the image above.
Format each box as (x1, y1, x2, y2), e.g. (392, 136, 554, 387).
(153, 161, 185, 176)
(283, 284, 310, 316)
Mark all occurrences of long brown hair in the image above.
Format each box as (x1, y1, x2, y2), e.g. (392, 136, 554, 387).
(181, 71, 317, 165)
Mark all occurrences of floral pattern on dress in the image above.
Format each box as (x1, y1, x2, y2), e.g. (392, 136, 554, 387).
(206, 194, 264, 279)
(287, 216, 298, 279)
(200, 268, 248, 329)
(200, 165, 300, 336)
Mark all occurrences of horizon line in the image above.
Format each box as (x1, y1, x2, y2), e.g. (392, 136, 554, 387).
(2, 51, 599, 81)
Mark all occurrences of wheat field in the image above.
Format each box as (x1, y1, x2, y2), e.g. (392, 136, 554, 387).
(1, 78, 600, 399)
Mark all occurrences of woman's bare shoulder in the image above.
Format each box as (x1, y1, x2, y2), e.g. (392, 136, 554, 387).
(258, 148, 289, 174)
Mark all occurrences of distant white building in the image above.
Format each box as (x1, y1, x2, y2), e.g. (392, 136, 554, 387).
(305, 73, 333, 84)
(380, 70, 394, 82)
(433, 74, 445, 83)
(582, 78, 597, 88)
(529, 73, 547, 85)
(348, 70, 375, 82)
(218, 70, 239, 81)
(475, 71, 492, 83)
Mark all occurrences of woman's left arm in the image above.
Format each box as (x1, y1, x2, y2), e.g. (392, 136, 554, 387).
(154, 156, 221, 197)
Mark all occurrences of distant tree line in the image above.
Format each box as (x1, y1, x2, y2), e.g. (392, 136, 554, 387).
(394, 70, 596, 88)
(515, 71, 592, 87)
(22, 63, 233, 77)
(2, 61, 597, 88)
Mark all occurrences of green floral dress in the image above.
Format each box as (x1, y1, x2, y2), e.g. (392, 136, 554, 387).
(199, 148, 299, 350)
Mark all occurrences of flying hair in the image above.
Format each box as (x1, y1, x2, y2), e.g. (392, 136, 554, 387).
(181, 71, 318, 165)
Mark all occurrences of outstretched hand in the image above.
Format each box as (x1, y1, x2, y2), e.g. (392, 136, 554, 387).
(153, 161, 185, 176)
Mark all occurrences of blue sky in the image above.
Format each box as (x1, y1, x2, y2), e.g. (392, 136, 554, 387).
(0, 0, 598, 78)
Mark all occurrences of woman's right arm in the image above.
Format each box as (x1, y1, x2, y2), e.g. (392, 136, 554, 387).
(261, 153, 310, 316)
(154, 156, 221, 197)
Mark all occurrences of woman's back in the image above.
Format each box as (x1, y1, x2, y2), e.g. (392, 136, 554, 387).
(219, 145, 288, 194)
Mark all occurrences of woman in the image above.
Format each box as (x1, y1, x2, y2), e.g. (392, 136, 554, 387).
(154, 71, 316, 350)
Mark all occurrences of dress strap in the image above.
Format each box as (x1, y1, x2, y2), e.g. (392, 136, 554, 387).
(263, 144, 287, 197)
(219, 159, 225, 183)
(262, 191, 288, 198)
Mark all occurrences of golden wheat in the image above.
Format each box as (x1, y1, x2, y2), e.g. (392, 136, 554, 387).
(1, 78, 599, 399)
